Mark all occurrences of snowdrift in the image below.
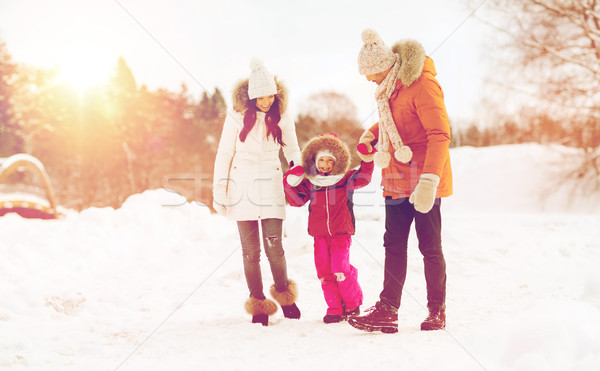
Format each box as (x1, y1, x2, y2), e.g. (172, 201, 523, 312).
(1, 143, 599, 370)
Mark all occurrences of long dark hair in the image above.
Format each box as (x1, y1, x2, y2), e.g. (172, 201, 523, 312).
(239, 96, 285, 146)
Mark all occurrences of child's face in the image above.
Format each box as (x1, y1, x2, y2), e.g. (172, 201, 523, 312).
(317, 156, 335, 174)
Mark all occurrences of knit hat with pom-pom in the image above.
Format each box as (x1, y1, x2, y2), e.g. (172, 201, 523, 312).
(248, 59, 278, 99)
(358, 29, 396, 75)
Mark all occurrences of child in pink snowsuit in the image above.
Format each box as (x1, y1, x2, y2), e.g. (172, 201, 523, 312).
(284, 133, 374, 323)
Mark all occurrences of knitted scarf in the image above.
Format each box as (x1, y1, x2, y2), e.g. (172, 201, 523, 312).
(307, 173, 345, 188)
(373, 54, 413, 168)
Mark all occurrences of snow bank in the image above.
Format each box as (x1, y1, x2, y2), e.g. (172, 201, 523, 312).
(445, 143, 600, 214)
(1, 144, 599, 370)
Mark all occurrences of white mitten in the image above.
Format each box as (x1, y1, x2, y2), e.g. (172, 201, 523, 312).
(356, 130, 377, 162)
(284, 162, 304, 187)
(212, 184, 228, 216)
(409, 173, 440, 213)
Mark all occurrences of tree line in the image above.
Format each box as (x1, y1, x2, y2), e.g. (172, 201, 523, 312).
(3, 0, 600, 213)
(0, 42, 371, 211)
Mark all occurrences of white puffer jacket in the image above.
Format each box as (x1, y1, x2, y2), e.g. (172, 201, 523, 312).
(213, 78, 301, 221)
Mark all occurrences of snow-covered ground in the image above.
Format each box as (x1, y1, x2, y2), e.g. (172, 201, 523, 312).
(1, 143, 599, 370)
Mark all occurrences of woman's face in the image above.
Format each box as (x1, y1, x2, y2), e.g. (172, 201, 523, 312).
(256, 95, 275, 112)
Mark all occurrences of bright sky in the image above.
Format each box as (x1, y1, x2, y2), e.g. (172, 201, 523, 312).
(0, 0, 491, 127)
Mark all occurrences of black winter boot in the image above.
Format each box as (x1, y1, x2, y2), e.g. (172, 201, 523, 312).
(270, 280, 301, 320)
(421, 307, 446, 331)
(252, 314, 269, 326)
(343, 306, 360, 318)
(245, 297, 278, 326)
(281, 303, 301, 319)
(323, 314, 343, 324)
(348, 301, 398, 334)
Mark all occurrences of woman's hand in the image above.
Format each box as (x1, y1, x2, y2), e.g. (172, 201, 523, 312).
(283, 162, 304, 187)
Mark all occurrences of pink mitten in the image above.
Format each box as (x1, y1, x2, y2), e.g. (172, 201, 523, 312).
(284, 162, 304, 187)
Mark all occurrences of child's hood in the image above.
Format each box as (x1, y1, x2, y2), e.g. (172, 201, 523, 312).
(301, 133, 350, 177)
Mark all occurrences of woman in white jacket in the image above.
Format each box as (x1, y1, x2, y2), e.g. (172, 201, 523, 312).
(213, 60, 303, 326)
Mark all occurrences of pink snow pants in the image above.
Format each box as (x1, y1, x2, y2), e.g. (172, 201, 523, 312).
(314, 234, 363, 315)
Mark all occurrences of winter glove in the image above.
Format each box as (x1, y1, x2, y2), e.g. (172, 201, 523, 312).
(409, 173, 440, 213)
(284, 161, 304, 187)
(212, 184, 228, 216)
(356, 130, 377, 162)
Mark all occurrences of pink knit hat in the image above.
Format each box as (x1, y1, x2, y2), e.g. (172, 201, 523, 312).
(358, 29, 396, 75)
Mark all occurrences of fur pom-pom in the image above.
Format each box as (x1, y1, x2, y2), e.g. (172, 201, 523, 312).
(374, 151, 391, 168)
(270, 280, 298, 306)
(394, 146, 413, 163)
(245, 297, 278, 316)
(361, 29, 381, 44)
(250, 58, 263, 71)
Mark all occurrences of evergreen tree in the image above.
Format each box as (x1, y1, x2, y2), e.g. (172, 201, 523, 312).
(0, 41, 23, 155)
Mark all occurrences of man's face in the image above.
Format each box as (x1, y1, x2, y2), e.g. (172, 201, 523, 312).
(365, 69, 390, 85)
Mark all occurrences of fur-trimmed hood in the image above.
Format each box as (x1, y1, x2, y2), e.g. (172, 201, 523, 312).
(391, 39, 429, 88)
(301, 134, 350, 178)
(231, 78, 288, 114)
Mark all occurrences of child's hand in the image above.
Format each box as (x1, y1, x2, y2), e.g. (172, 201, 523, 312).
(357, 130, 377, 162)
(284, 162, 304, 187)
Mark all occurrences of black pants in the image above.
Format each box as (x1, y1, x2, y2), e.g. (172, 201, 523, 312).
(379, 197, 446, 312)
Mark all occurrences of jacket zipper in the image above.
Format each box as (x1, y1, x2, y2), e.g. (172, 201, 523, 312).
(325, 187, 332, 236)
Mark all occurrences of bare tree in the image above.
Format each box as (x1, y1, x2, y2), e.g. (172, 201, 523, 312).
(296, 91, 364, 168)
(477, 0, 600, 180)
(300, 91, 359, 125)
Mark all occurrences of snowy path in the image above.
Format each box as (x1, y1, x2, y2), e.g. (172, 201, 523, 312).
(1, 144, 600, 370)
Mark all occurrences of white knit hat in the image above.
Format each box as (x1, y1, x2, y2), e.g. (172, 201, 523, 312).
(315, 150, 336, 165)
(358, 29, 396, 75)
(248, 59, 277, 99)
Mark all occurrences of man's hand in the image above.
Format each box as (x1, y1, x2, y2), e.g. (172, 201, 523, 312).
(356, 130, 377, 162)
(409, 173, 440, 213)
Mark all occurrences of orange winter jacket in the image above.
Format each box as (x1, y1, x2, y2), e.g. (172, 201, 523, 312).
(369, 44, 452, 199)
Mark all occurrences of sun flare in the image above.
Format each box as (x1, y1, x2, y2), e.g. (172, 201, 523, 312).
(55, 48, 113, 93)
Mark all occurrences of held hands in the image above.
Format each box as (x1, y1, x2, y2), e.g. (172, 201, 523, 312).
(409, 173, 440, 213)
(356, 130, 377, 162)
(284, 161, 305, 187)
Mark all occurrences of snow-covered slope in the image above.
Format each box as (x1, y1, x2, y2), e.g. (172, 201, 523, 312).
(1, 143, 599, 370)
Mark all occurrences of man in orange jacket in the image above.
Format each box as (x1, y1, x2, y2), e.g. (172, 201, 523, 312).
(348, 29, 453, 334)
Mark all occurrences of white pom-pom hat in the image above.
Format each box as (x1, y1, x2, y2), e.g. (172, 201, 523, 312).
(315, 150, 336, 167)
(358, 29, 396, 75)
(248, 58, 277, 99)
